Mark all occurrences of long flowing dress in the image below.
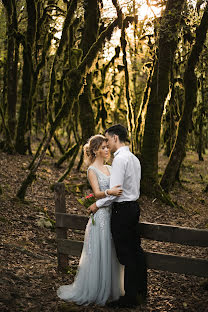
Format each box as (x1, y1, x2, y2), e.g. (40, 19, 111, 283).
(57, 165, 124, 306)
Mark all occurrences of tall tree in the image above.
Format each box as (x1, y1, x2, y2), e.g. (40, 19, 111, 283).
(112, 0, 135, 143)
(26, 1, 56, 153)
(78, 0, 99, 155)
(138, 0, 185, 196)
(161, 2, 208, 192)
(15, 0, 37, 154)
(194, 47, 208, 161)
(2, 0, 18, 141)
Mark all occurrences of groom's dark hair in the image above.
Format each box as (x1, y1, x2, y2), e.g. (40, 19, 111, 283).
(105, 124, 128, 142)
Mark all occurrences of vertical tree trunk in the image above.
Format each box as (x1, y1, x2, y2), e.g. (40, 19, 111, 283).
(2, 0, 18, 140)
(47, 0, 78, 121)
(79, 74, 95, 143)
(140, 0, 185, 195)
(0, 104, 14, 153)
(27, 32, 53, 154)
(78, 0, 100, 151)
(197, 75, 205, 161)
(112, 0, 135, 145)
(163, 74, 180, 157)
(15, 0, 37, 154)
(135, 60, 154, 153)
(132, 0, 138, 117)
(160, 3, 208, 192)
(121, 23, 135, 148)
(2, 54, 7, 116)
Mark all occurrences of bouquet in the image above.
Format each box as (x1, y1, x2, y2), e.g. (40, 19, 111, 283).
(77, 193, 96, 225)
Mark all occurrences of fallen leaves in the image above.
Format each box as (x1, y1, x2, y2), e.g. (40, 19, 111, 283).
(0, 150, 208, 311)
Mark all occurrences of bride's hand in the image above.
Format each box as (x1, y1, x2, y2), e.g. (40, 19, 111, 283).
(108, 185, 123, 196)
(88, 202, 98, 214)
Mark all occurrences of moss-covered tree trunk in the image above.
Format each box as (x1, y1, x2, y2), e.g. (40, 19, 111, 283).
(160, 3, 208, 192)
(121, 23, 135, 148)
(197, 103, 204, 161)
(0, 103, 14, 153)
(26, 1, 54, 154)
(78, 0, 100, 149)
(162, 74, 182, 157)
(15, 0, 37, 154)
(2, 53, 7, 117)
(47, 0, 78, 122)
(140, 0, 185, 196)
(2, 0, 18, 140)
(135, 60, 154, 154)
(93, 46, 120, 129)
(73, 0, 101, 171)
(112, 0, 135, 146)
(79, 74, 95, 143)
(197, 75, 205, 161)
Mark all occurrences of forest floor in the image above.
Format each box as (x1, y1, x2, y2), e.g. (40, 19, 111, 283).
(0, 148, 208, 312)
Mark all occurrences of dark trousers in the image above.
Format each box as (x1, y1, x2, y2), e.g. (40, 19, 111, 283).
(111, 201, 147, 300)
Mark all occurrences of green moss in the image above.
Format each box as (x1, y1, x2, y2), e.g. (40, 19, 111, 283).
(55, 143, 78, 168)
(16, 172, 36, 200)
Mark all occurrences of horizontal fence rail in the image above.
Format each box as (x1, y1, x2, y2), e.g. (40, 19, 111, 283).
(56, 238, 208, 278)
(56, 212, 208, 247)
(55, 213, 208, 277)
(54, 183, 208, 277)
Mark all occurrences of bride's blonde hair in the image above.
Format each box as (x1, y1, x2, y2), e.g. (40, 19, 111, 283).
(84, 134, 107, 164)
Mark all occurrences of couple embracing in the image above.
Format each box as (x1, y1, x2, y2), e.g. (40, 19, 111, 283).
(57, 124, 147, 309)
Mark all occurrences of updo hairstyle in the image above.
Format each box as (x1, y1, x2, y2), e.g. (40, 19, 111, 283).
(84, 134, 107, 164)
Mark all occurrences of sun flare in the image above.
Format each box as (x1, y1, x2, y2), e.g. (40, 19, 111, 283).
(102, 0, 162, 21)
(137, 2, 162, 20)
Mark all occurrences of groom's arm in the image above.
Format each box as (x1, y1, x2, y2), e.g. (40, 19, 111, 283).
(95, 156, 126, 208)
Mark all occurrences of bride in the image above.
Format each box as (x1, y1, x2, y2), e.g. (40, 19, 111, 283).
(57, 134, 124, 306)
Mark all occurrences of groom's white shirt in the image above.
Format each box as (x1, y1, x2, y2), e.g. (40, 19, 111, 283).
(96, 146, 141, 208)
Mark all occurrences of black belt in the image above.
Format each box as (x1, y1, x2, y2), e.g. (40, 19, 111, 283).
(113, 201, 138, 207)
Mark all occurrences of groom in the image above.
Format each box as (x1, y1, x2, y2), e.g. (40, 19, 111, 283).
(89, 124, 147, 308)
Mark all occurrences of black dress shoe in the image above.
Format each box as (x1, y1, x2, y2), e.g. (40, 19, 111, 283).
(107, 296, 137, 309)
(106, 299, 121, 308)
(136, 292, 147, 305)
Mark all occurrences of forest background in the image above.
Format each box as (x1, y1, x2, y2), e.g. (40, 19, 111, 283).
(0, 0, 208, 311)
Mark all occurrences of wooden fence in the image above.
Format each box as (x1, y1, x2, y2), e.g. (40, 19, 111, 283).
(54, 183, 208, 277)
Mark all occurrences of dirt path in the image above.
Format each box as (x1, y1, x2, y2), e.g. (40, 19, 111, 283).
(0, 150, 208, 312)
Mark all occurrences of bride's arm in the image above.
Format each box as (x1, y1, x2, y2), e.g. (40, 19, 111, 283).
(88, 169, 105, 199)
(88, 169, 122, 199)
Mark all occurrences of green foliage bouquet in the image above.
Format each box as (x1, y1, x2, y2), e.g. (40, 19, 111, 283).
(78, 193, 96, 225)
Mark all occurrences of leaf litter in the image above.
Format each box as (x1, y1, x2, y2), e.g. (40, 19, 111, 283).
(0, 150, 208, 311)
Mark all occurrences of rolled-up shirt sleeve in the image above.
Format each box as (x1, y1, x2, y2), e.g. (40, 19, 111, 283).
(96, 194, 116, 208)
(96, 156, 126, 208)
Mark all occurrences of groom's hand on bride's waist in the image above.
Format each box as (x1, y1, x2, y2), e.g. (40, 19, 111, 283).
(88, 202, 98, 214)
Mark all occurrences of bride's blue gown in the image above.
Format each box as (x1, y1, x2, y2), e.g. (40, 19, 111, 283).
(57, 165, 124, 306)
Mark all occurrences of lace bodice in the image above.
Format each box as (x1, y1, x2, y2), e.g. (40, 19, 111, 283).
(87, 165, 111, 192)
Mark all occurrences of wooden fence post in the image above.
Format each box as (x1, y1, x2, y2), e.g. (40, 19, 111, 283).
(54, 182, 68, 272)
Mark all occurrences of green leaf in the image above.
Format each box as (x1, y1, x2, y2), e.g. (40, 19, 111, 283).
(77, 198, 84, 205)
(44, 220, 53, 228)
